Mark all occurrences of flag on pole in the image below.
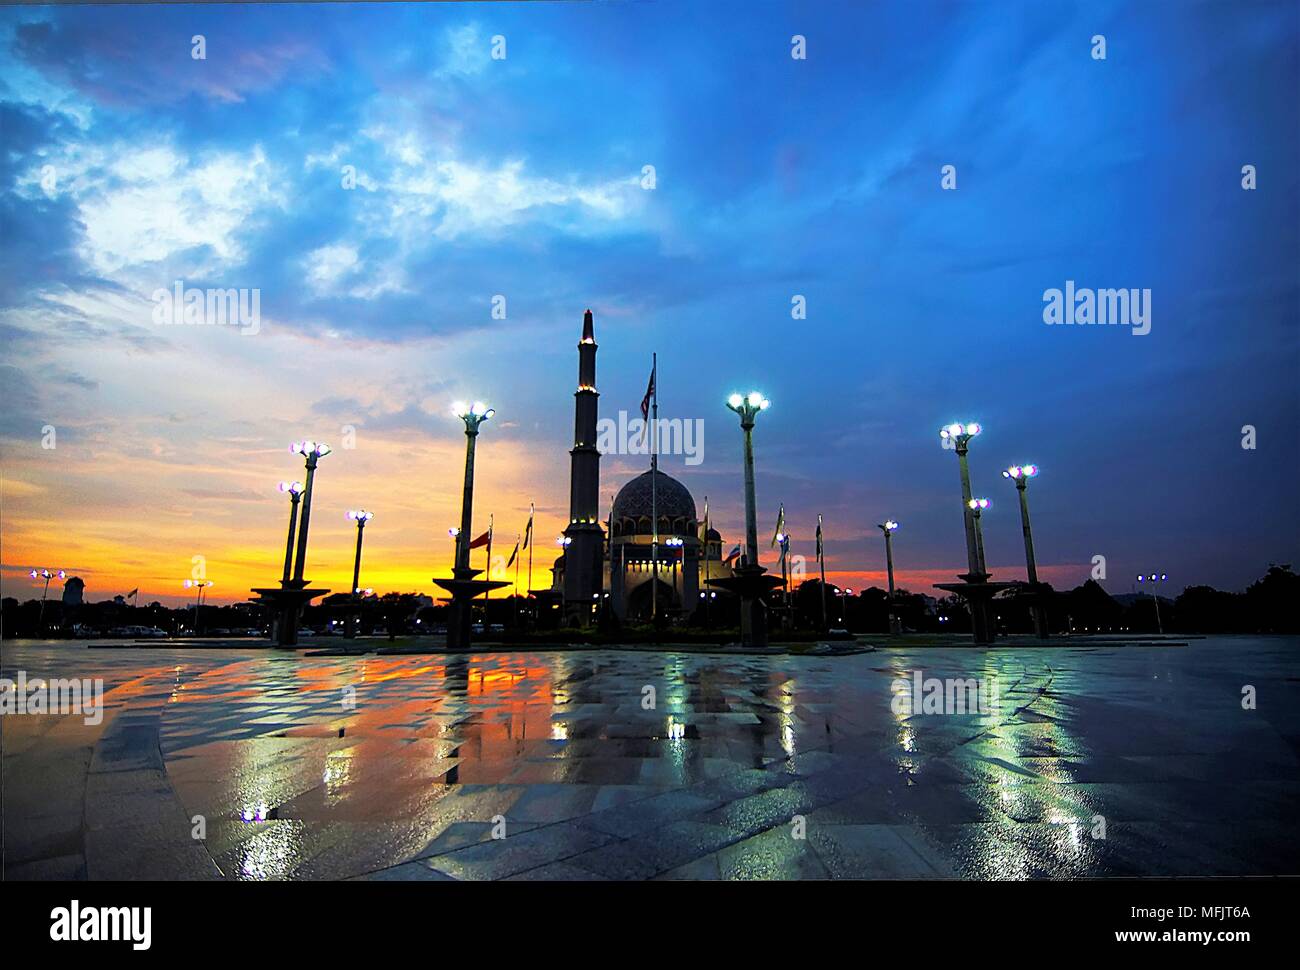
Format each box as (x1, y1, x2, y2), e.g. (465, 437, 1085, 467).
(522, 509, 533, 550)
(506, 540, 520, 568)
(640, 361, 656, 446)
(724, 545, 741, 565)
(468, 529, 491, 549)
(815, 515, 824, 560)
(770, 503, 785, 548)
(126, 588, 138, 598)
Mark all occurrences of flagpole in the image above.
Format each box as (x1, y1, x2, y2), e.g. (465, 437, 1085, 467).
(702, 496, 710, 630)
(650, 352, 659, 626)
(513, 532, 521, 626)
(781, 537, 789, 617)
(606, 492, 614, 622)
(486, 514, 493, 607)
(526, 501, 534, 624)
(818, 513, 828, 631)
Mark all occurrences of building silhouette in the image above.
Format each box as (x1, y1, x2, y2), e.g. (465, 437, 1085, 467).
(552, 310, 734, 624)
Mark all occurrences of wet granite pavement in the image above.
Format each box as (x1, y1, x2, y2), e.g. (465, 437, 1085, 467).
(3, 636, 1298, 880)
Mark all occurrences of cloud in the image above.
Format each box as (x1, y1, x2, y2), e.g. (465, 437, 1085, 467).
(75, 144, 281, 276)
(10, 13, 327, 108)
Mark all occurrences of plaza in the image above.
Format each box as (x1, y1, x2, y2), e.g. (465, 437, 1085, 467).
(3, 635, 1297, 880)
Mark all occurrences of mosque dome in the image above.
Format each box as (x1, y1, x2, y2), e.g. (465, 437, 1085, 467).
(611, 469, 697, 535)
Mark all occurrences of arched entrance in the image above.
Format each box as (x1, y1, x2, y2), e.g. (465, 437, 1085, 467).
(625, 578, 675, 621)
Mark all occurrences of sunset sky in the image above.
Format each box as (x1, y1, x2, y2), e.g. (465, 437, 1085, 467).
(2, 1, 1297, 608)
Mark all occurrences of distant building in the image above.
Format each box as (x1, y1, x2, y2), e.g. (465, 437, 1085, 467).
(62, 577, 84, 606)
(550, 310, 734, 624)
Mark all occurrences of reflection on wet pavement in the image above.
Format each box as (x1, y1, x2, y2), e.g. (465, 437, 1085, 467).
(3, 638, 1298, 880)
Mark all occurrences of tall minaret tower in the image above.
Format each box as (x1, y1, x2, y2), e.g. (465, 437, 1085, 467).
(563, 308, 604, 622)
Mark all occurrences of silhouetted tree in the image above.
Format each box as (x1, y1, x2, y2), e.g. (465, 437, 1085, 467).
(1244, 564, 1299, 633)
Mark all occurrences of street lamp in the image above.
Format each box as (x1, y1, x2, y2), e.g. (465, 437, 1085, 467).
(1003, 464, 1047, 637)
(434, 401, 505, 650)
(726, 392, 770, 568)
(940, 423, 984, 580)
(839, 586, 853, 625)
(775, 531, 792, 626)
(345, 509, 374, 638)
(935, 421, 1002, 644)
(29, 568, 66, 636)
(451, 402, 493, 572)
(712, 391, 782, 647)
(289, 441, 331, 585)
(250, 445, 332, 647)
(1136, 572, 1169, 634)
(278, 481, 304, 585)
(967, 497, 990, 578)
(183, 579, 214, 635)
(877, 520, 901, 634)
(665, 536, 684, 609)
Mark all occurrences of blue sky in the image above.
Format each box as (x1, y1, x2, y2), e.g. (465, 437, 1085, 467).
(1, 1, 1297, 601)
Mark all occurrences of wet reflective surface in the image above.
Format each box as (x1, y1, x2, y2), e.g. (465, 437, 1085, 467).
(4, 637, 1298, 880)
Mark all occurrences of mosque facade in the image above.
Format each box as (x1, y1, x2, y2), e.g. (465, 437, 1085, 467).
(552, 310, 734, 625)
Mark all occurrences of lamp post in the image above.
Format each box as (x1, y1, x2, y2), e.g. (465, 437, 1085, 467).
(967, 498, 990, 577)
(1003, 464, 1048, 637)
(434, 402, 507, 650)
(290, 441, 331, 584)
(775, 532, 791, 627)
(666, 536, 684, 613)
(935, 422, 1004, 644)
(183, 579, 213, 635)
(877, 520, 901, 634)
(250, 443, 333, 647)
(1136, 572, 1169, 634)
(940, 423, 984, 579)
(708, 391, 782, 647)
(345, 509, 373, 638)
(29, 568, 65, 636)
(839, 586, 853, 626)
(453, 403, 492, 571)
(278, 482, 304, 585)
(728, 392, 768, 567)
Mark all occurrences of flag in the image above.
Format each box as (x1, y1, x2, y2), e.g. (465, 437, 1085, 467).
(468, 529, 491, 549)
(506, 540, 520, 568)
(770, 503, 785, 548)
(701, 497, 709, 539)
(639, 361, 656, 446)
(522, 509, 533, 549)
(126, 588, 138, 598)
(640, 363, 656, 422)
(724, 545, 741, 565)
(815, 515, 824, 560)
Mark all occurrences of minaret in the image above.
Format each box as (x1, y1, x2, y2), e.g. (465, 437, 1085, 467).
(563, 308, 604, 623)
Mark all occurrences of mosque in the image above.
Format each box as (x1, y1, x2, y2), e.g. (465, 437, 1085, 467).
(548, 310, 735, 625)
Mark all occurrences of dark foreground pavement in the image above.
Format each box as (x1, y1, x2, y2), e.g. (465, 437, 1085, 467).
(3, 636, 1297, 880)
